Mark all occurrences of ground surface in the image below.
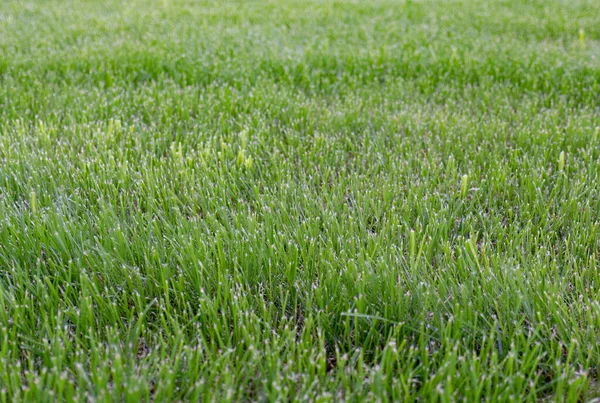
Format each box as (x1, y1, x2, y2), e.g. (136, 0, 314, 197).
(1, 0, 600, 401)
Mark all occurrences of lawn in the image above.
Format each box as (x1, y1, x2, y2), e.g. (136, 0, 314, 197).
(0, 0, 599, 401)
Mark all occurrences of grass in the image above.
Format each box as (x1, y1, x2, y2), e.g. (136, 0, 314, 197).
(0, 0, 599, 400)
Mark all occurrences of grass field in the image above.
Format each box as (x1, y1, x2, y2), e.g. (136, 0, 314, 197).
(1, 0, 600, 400)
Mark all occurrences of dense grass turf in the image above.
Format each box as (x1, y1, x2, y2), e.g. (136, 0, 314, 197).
(1, 0, 600, 400)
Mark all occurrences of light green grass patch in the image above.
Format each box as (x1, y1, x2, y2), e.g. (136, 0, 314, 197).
(0, 0, 599, 401)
